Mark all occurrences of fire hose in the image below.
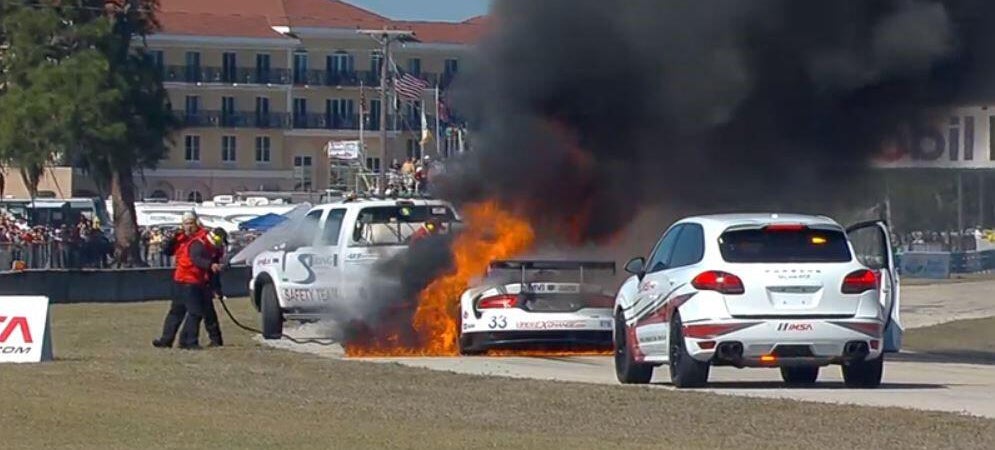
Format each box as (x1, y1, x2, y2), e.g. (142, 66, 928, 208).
(213, 273, 337, 346)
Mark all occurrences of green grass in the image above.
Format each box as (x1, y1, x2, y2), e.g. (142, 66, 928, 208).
(1, 300, 993, 450)
(904, 316, 995, 362)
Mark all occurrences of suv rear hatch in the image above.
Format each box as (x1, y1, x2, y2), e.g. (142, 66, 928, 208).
(717, 224, 863, 318)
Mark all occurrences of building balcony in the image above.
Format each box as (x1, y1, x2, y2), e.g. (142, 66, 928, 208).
(179, 111, 291, 129)
(292, 70, 382, 87)
(177, 110, 438, 132)
(164, 66, 292, 85)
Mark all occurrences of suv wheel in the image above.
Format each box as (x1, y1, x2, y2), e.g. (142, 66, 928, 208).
(842, 353, 884, 388)
(669, 312, 710, 388)
(614, 310, 653, 384)
(780, 366, 819, 385)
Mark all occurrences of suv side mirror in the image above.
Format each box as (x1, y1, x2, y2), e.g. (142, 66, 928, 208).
(624, 257, 645, 278)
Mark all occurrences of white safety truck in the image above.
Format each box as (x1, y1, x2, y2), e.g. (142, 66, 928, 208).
(248, 197, 460, 339)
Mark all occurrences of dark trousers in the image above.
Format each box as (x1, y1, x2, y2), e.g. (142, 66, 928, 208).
(158, 283, 208, 347)
(203, 293, 223, 346)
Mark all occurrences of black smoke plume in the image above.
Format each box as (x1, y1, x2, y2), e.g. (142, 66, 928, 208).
(437, 0, 995, 243)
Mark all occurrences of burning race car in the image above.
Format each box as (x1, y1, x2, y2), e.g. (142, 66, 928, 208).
(457, 260, 617, 355)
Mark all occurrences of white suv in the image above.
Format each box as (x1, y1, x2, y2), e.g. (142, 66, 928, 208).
(613, 214, 901, 388)
(249, 197, 459, 339)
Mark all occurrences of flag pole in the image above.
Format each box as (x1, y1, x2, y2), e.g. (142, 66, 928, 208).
(359, 80, 365, 156)
(435, 84, 441, 159)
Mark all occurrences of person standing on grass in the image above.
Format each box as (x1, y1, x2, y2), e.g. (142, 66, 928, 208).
(152, 211, 221, 349)
(200, 227, 229, 347)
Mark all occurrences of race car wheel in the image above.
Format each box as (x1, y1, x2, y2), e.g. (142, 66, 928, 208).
(614, 310, 653, 384)
(669, 312, 710, 388)
(260, 283, 284, 340)
(780, 366, 819, 385)
(842, 353, 884, 388)
(456, 305, 484, 355)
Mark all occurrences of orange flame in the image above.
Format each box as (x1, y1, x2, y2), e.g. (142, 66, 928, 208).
(345, 201, 535, 356)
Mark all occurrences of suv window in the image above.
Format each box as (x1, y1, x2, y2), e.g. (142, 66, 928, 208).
(320, 209, 347, 246)
(646, 224, 683, 273)
(719, 227, 851, 263)
(669, 223, 704, 268)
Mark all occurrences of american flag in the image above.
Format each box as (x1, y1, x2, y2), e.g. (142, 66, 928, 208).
(437, 97, 451, 123)
(394, 72, 430, 101)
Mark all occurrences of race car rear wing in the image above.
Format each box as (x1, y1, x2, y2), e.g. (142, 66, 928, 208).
(488, 260, 616, 285)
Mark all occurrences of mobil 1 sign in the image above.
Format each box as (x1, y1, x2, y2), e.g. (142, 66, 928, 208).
(873, 105, 995, 169)
(0, 296, 53, 363)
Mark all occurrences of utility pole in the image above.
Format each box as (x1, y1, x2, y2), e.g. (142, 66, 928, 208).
(358, 29, 414, 193)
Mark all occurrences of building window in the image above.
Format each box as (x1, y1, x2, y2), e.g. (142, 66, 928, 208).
(256, 53, 271, 83)
(408, 58, 421, 76)
(326, 99, 355, 129)
(293, 155, 313, 191)
(255, 136, 271, 162)
(329, 51, 353, 74)
(147, 50, 164, 75)
(255, 96, 270, 127)
(293, 50, 308, 84)
(368, 99, 381, 131)
(184, 51, 201, 82)
(184, 95, 200, 125)
(187, 190, 204, 203)
(444, 58, 458, 75)
(443, 58, 458, 86)
(220, 96, 235, 127)
(370, 51, 383, 82)
(184, 135, 201, 161)
(406, 139, 421, 160)
(405, 100, 421, 125)
(293, 98, 307, 128)
(222, 136, 237, 162)
(222, 52, 237, 83)
(366, 157, 381, 173)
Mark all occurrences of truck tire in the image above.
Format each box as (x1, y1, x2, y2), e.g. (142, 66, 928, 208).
(614, 310, 653, 384)
(260, 283, 283, 340)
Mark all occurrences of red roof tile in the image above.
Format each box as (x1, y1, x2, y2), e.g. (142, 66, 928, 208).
(283, 0, 389, 28)
(392, 20, 486, 45)
(159, 0, 290, 26)
(157, 12, 291, 39)
(155, 0, 484, 43)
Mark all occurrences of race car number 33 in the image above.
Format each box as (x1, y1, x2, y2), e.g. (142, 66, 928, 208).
(488, 316, 507, 329)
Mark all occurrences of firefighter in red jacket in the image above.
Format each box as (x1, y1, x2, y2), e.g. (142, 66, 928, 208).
(153, 212, 222, 349)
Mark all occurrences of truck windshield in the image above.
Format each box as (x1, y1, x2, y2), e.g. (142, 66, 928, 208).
(350, 204, 458, 246)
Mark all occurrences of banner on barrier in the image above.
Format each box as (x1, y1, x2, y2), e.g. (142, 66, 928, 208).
(899, 252, 951, 279)
(0, 296, 53, 363)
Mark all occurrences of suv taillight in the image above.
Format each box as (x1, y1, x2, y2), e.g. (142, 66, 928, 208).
(691, 271, 745, 295)
(477, 294, 519, 309)
(841, 269, 878, 294)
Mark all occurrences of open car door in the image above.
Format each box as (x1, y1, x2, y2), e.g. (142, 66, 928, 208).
(846, 220, 902, 352)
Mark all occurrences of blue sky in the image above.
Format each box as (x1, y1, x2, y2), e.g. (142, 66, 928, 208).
(343, 0, 491, 22)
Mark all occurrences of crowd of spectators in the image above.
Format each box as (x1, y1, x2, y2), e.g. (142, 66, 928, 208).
(382, 156, 440, 196)
(1, 212, 113, 270)
(895, 228, 994, 252)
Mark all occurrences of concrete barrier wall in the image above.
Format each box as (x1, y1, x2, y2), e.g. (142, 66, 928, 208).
(0, 266, 251, 303)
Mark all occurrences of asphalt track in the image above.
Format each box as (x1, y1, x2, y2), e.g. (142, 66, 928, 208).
(262, 279, 995, 418)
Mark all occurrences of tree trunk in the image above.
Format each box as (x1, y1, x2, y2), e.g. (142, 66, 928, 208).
(110, 164, 142, 267)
